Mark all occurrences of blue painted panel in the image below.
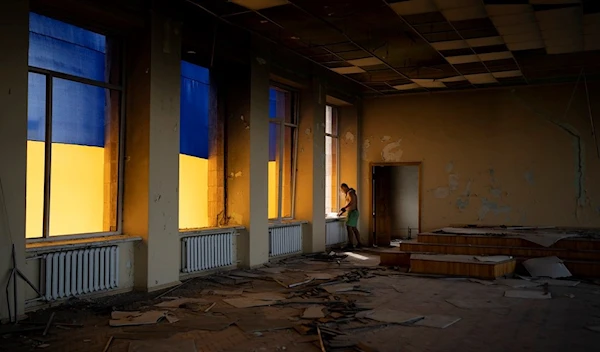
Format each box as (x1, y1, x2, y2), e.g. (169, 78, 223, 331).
(28, 13, 108, 147)
(52, 78, 106, 147)
(27, 73, 46, 142)
(269, 123, 278, 162)
(180, 62, 210, 159)
(29, 13, 106, 81)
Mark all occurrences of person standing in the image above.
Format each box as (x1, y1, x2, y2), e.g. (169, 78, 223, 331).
(338, 183, 362, 249)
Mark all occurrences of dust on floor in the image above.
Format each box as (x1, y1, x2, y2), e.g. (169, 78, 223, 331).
(2, 251, 600, 352)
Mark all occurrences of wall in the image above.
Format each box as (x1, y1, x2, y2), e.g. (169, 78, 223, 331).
(360, 82, 600, 239)
(0, 0, 29, 321)
(388, 166, 419, 238)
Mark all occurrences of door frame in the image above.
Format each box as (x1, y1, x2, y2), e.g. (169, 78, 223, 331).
(369, 162, 422, 246)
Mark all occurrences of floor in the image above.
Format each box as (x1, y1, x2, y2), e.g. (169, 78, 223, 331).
(2, 251, 600, 352)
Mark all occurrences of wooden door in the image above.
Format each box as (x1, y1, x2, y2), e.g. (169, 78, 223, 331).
(373, 166, 392, 246)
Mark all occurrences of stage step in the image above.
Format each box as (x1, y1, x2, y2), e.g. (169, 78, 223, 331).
(378, 251, 600, 278)
(417, 233, 600, 251)
(409, 254, 516, 279)
(399, 242, 600, 262)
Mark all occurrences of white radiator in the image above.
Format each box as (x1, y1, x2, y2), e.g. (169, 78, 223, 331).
(269, 224, 303, 257)
(43, 246, 119, 302)
(181, 232, 234, 273)
(326, 221, 347, 246)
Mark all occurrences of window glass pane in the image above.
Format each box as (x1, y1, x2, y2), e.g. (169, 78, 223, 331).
(179, 62, 210, 230)
(26, 73, 46, 238)
(269, 87, 292, 123)
(29, 13, 107, 81)
(282, 126, 295, 218)
(268, 122, 280, 219)
(49, 78, 119, 236)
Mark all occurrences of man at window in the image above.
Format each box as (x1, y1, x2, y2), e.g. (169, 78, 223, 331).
(339, 183, 362, 249)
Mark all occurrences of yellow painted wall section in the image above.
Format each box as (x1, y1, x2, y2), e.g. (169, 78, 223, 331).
(268, 161, 278, 219)
(359, 83, 600, 237)
(179, 154, 209, 229)
(26, 141, 105, 238)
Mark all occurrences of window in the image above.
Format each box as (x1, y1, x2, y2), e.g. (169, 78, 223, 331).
(26, 13, 122, 239)
(179, 61, 210, 230)
(325, 105, 339, 216)
(268, 86, 298, 220)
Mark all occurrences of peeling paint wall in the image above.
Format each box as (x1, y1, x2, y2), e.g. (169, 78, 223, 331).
(359, 82, 600, 237)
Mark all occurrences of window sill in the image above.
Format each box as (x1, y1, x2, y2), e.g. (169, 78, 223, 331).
(179, 225, 245, 238)
(268, 220, 308, 228)
(26, 235, 142, 254)
(326, 216, 346, 223)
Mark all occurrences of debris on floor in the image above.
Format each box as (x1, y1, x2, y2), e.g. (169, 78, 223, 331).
(128, 338, 197, 352)
(504, 290, 552, 299)
(414, 315, 461, 329)
(109, 311, 167, 327)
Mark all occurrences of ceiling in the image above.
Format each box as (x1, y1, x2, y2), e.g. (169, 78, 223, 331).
(184, 0, 600, 95)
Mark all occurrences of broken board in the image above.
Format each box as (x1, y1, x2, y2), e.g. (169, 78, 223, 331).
(409, 254, 516, 279)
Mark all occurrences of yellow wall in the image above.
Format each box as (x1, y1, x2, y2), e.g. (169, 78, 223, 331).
(268, 161, 278, 219)
(26, 141, 105, 238)
(178, 154, 209, 230)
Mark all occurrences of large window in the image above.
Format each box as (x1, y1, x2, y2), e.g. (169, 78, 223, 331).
(26, 13, 122, 239)
(179, 62, 210, 230)
(325, 105, 339, 216)
(268, 86, 298, 220)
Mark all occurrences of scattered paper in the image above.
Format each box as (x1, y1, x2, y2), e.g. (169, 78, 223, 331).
(223, 297, 276, 308)
(536, 279, 580, 287)
(128, 338, 196, 352)
(355, 309, 424, 324)
(305, 273, 335, 280)
(302, 306, 325, 319)
(414, 315, 461, 329)
(155, 298, 209, 308)
(243, 292, 287, 301)
(110, 311, 166, 327)
(523, 257, 572, 278)
(323, 284, 357, 294)
(445, 299, 511, 309)
(504, 290, 552, 299)
(201, 288, 244, 296)
(165, 313, 179, 324)
(496, 279, 543, 289)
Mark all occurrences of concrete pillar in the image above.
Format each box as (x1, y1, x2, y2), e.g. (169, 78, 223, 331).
(226, 37, 270, 267)
(123, 11, 181, 291)
(296, 78, 326, 253)
(0, 0, 28, 321)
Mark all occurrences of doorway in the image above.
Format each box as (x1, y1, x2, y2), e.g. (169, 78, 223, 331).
(371, 163, 421, 247)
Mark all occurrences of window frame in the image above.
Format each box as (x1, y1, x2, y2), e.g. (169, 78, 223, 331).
(26, 14, 126, 242)
(325, 105, 341, 216)
(269, 83, 299, 222)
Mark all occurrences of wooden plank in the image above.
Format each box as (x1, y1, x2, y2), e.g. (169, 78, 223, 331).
(399, 242, 600, 261)
(417, 233, 600, 251)
(409, 254, 516, 279)
(379, 251, 412, 266)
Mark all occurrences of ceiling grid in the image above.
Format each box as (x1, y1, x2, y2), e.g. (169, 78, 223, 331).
(186, 0, 600, 95)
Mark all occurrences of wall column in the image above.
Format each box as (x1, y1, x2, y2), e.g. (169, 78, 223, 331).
(296, 78, 326, 253)
(226, 37, 270, 267)
(124, 10, 181, 291)
(0, 0, 28, 322)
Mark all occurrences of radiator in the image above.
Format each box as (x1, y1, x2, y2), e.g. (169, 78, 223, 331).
(43, 246, 119, 302)
(181, 232, 234, 273)
(326, 221, 347, 246)
(269, 224, 303, 257)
